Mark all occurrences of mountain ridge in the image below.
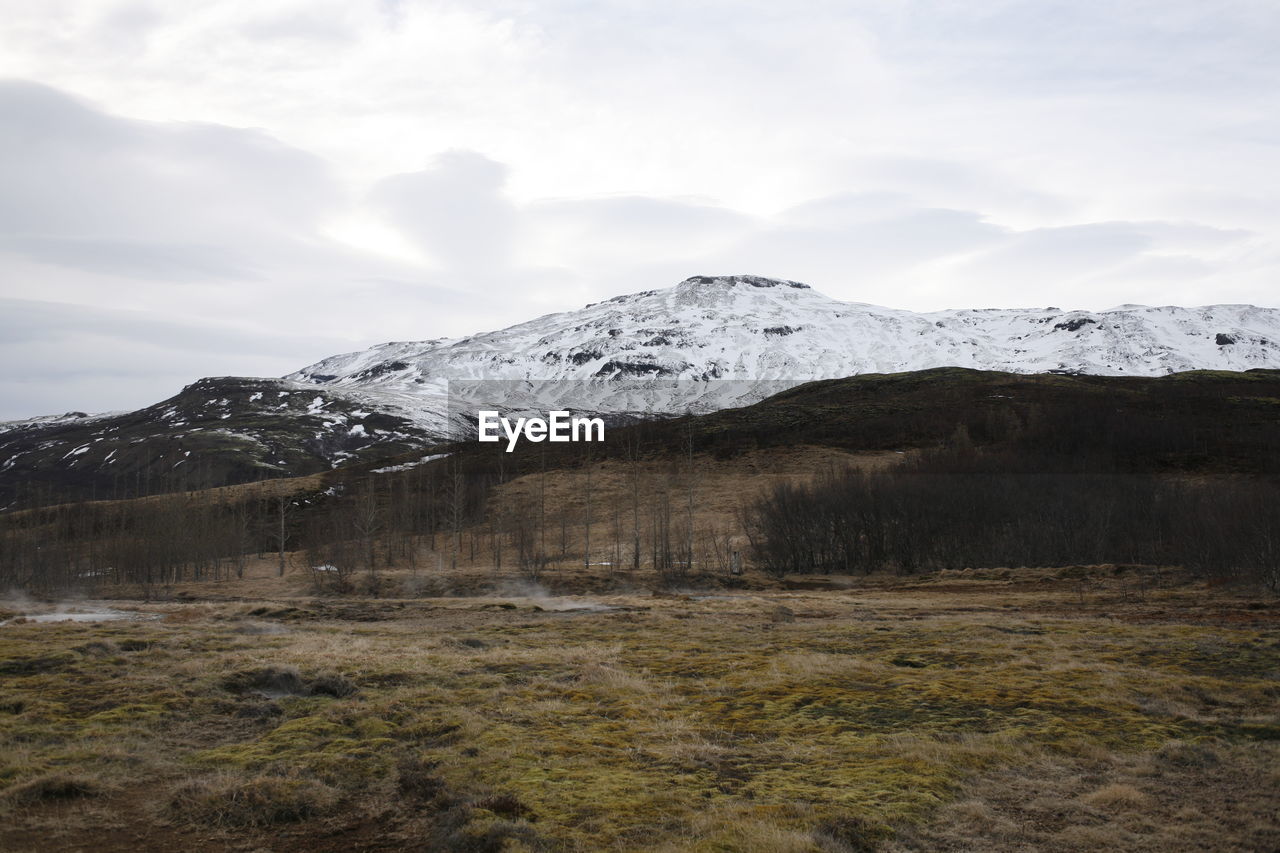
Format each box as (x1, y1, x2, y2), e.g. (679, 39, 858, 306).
(3, 274, 1280, 509)
(290, 274, 1280, 390)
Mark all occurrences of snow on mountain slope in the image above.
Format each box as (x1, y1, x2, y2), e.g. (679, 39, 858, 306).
(4, 274, 1279, 508)
(287, 274, 1280, 428)
(0, 410, 122, 435)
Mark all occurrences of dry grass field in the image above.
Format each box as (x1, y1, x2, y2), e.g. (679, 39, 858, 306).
(1, 567, 1277, 852)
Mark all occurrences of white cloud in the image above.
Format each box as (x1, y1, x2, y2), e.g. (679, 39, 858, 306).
(0, 1, 1277, 418)
(371, 151, 516, 272)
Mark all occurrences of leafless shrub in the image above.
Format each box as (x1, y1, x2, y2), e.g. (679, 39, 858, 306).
(168, 774, 338, 827)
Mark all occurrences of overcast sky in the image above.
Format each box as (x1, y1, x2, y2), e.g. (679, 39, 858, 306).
(2, 0, 1278, 419)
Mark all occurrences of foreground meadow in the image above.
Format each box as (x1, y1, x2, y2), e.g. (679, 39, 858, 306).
(1, 571, 1277, 852)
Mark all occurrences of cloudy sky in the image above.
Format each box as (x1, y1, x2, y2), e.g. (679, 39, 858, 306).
(1, 0, 1278, 419)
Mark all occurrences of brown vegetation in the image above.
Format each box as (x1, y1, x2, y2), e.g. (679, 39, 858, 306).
(0, 569, 1276, 851)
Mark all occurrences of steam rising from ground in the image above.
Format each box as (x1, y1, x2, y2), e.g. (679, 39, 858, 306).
(492, 580, 618, 612)
(0, 594, 154, 626)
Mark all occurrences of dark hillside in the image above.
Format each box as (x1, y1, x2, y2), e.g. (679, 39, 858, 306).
(5, 367, 1277, 513)
(491, 367, 1280, 475)
(3, 368, 1278, 593)
(0, 377, 438, 510)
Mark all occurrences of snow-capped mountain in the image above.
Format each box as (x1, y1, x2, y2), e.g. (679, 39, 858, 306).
(287, 274, 1280, 428)
(3, 274, 1279, 508)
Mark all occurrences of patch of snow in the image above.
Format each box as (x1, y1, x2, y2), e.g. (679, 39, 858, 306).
(371, 453, 450, 474)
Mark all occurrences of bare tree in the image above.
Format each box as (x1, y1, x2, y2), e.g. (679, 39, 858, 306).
(351, 485, 382, 577)
(627, 433, 642, 571)
(274, 494, 291, 577)
(683, 421, 695, 575)
(582, 451, 593, 572)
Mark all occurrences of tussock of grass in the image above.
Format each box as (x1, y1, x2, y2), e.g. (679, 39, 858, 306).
(0, 651, 78, 676)
(168, 773, 337, 827)
(1080, 782, 1148, 808)
(421, 807, 544, 852)
(74, 640, 120, 657)
(194, 713, 397, 786)
(222, 664, 357, 699)
(2, 772, 101, 804)
(812, 815, 891, 853)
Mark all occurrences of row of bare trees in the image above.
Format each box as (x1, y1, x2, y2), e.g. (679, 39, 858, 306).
(743, 441, 1280, 590)
(0, 421, 746, 593)
(476, 426, 737, 584)
(1, 492, 273, 593)
(0, 451, 497, 593)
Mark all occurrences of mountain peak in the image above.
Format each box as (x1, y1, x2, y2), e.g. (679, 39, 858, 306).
(676, 274, 811, 291)
(266, 275, 1280, 440)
